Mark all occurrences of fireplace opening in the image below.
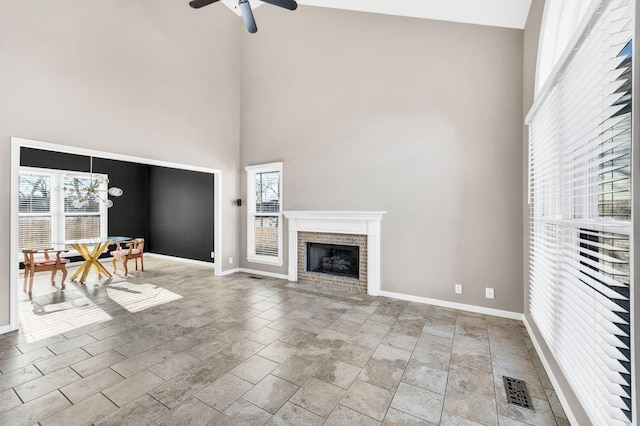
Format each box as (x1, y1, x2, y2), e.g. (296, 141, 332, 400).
(306, 242, 360, 279)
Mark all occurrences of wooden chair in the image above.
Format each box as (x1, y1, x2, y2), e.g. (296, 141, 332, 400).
(110, 238, 144, 276)
(22, 248, 70, 294)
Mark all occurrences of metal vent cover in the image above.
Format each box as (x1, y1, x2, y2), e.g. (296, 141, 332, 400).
(503, 376, 534, 411)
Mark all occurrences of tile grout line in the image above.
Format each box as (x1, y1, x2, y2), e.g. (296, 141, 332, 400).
(437, 306, 455, 425)
(12, 387, 24, 405)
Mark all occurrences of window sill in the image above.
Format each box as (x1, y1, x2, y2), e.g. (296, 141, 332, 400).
(247, 256, 283, 267)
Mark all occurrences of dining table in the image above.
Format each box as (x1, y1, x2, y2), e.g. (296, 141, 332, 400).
(60, 236, 131, 284)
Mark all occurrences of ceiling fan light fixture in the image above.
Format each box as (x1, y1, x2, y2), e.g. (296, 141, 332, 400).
(239, 0, 258, 33)
(189, 0, 297, 33)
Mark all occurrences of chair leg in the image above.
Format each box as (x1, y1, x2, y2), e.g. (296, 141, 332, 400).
(135, 258, 138, 271)
(140, 255, 144, 272)
(28, 273, 35, 294)
(112, 258, 117, 273)
(60, 266, 67, 289)
(23, 269, 29, 292)
(123, 258, 129, 276)
(51, 270, 56, 286)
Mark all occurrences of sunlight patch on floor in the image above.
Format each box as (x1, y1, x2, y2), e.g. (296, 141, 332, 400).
(18, 267, 181, 342)
(106, 281, 182, 313)
(19, 295, 113, 343)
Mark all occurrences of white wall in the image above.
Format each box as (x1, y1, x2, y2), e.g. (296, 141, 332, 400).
(239, 6, 525, 313)
(0, 0, 242, 327)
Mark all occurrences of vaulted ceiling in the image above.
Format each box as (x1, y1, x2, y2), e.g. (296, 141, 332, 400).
(220, 0, 533, 29)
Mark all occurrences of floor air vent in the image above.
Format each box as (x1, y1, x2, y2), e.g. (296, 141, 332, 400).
(503, 376, 534, 411)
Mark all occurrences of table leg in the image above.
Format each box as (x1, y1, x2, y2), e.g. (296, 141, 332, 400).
(70, 244, 91, 282)
(91, 243, 113, 278)
(70, 243, 114, 284)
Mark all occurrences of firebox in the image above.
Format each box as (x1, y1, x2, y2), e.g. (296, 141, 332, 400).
(306, 242, 360, 279)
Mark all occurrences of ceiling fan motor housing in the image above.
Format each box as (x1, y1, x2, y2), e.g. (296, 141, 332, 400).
(189, 0, 298, 33)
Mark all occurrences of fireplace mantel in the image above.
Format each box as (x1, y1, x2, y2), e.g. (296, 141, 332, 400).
(282, 211, 386, 296)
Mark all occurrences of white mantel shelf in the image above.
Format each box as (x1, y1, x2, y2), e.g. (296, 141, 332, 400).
(282, 211, 386, 296)
(283, 211, 387, 221)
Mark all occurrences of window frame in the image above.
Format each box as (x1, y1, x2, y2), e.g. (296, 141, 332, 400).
(526, 1, 634, 423)
(18, 169, 55, 251)
(245, 162, 283, 266)
(19, 166, 109, 256)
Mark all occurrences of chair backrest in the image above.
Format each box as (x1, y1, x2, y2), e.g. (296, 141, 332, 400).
(22, 248, 68, 268)
(22, 248, 52, 265)
(131, 238, 144, 253)
(117, 238, 144, 256)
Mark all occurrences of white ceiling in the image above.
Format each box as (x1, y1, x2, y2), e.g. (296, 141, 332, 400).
(221, 0, 533, 30)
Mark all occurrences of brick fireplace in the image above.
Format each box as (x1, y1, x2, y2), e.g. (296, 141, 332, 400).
(298, 232, 368, 292)
(282, 211, 385, 296)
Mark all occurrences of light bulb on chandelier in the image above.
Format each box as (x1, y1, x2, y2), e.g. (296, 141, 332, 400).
(59, 156, 123, 209)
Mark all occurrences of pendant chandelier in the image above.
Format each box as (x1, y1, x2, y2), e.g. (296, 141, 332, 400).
(60, 156, 123, 208)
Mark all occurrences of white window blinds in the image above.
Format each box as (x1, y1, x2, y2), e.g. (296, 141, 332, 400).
(246, 163, 283, 266)
(19, 173, 52, 250)
(527, 0, 633, 424)
(19, 168, 108, 252)
(63, 175, 102, 243)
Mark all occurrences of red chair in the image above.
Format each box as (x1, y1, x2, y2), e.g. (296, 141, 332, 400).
(22, 248, 70, 294)
(110, 238, 144, 276)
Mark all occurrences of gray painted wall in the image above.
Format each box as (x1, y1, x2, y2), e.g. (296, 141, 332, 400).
(0, 1, 242, 327)
(239, 6, 525, 313)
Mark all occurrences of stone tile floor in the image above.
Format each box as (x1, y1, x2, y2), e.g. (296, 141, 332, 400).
(0, 256, 569, 425)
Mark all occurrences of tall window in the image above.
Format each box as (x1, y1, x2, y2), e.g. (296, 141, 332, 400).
(246, 162, 283, 266)
(18, 171, 52, 250)
(527, 0, 633, 424)
(19, 167, 108, 251)
(536, 0, 591, 92)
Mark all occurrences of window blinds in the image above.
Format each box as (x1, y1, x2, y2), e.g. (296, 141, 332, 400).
(246, 163, 283, 265)
(254, 171, 281, 257)
(19, 169, 107, 251)
(63, 174, 102, 247)
(18, 174, 52, 249)
(527, 0, 633, 424)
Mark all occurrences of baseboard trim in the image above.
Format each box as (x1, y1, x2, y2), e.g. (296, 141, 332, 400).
(219, 268, 240, 276)
(0, 324, 16, 335)
(145, 252, 215, 267)
(238, 268, 289, 280)
(378, 290, 523, 320)
(523, 316, 579, 426)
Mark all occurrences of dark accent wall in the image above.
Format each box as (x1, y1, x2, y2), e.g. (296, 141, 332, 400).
(93, 157, 149, 242)
(148, 166, 214, 262)
(20, 148, 214, 263)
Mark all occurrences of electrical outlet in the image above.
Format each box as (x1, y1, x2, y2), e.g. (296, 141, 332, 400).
(485, 288, 494, 299)
(455, 284, 463, 294)
(229, 257, 233, 264)
(210, 251, 215, 259)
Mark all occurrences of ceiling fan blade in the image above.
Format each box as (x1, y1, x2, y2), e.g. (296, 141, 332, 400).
(189, 0, 220, 9)
(260, 0, 297, 11)
(239, 0, 258, 33)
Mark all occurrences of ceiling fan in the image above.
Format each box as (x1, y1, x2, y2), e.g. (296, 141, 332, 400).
(189, 0, 297, 34)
